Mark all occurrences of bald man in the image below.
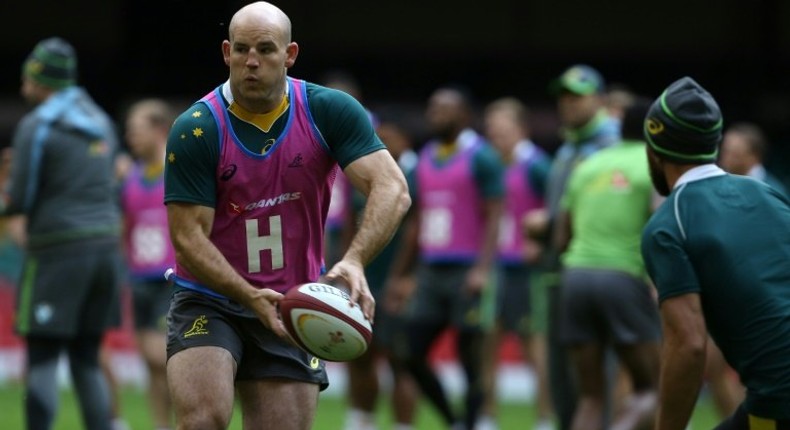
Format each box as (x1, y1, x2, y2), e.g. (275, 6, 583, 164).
(163, 2, 411, 429)
(719, 122, 788, 196)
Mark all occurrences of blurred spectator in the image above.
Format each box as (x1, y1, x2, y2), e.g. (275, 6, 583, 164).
(2, 37, 123, 430)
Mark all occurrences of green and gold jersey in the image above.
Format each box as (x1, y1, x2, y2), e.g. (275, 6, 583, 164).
(165, 80, 385, 207)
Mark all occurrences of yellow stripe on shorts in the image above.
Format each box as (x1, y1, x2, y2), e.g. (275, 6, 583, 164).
(749, 414, 777, 430)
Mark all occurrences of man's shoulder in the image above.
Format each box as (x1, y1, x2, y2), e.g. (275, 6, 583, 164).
(303, 81, 372, 128)
(304, 81, 359, 108)
(171, 102, 218, 135)
(646, 194, 678, 228)
(16, 110, 41, 130)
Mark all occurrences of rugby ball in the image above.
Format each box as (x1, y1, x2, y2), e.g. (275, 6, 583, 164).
(279, 282, 372, 362)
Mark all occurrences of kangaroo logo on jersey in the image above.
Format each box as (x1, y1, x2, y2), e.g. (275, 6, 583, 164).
(220, 164, 237, 181)
(183, 315, 209, 338)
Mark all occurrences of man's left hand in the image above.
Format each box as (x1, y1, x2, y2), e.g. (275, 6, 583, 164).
(324, 259, 376, 322)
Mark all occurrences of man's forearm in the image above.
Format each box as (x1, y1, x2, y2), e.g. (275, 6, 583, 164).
(476, 199, 503, 269)
(655, 340, 706, 430)
(344, 179, 410, 267)
(172, 230, 256, 305)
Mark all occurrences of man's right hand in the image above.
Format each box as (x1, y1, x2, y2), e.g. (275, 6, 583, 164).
(245, 287, 288, 338)
(522, 208, 549, 241)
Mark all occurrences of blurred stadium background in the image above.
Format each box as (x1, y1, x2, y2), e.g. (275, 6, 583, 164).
(1, 0, 790, 184)
(0, 0, 785, 428)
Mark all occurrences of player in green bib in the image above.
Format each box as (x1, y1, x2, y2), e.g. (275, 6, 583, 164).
(642, 77, 790, 430)
(556, 99, 661, 430)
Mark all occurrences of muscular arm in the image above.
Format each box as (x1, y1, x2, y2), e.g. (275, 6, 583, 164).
(167, 202, 287, 337)
(655, 293, 708, 430)
(326, 149, 411, 318)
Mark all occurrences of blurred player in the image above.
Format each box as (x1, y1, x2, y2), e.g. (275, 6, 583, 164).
(162, 3, 410, 429)
(389, 85, 505, 429)
(321, 71, 364, 269)
(719, 122, 788, 195)
(2, 37, 123, 430)
(555, 98, 660, 430)
(121, 98, 177, 429)
(479, 97, 552, 430)
(344, 118, 420, 430)
(642, 76, 790, 430)
(531, 64, 620, 430)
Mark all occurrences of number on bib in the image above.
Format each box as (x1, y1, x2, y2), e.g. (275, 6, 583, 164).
(498, 213, 516, 248)
(420, 208, 452, 247)
(130, 224, 168, 265)
(246, 215, 284, 273)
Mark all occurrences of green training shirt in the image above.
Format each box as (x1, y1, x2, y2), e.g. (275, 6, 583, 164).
(642, 165, 790, 419)
(560, 140, 652, 277)
(165, 80, 385, 207)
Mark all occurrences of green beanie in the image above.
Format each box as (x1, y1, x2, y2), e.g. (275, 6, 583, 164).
(22, 37, 77, 89)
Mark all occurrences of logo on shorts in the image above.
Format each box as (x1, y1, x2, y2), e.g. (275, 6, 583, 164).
(310, 357, 320, 369)
(34, 303, 53, 325)
(464, 308, 480, 326)
(183, 315, 209, 338)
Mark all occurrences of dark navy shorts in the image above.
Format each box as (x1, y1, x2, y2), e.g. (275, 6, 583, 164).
(131, 279, 171, 331)
(407, 263, 483, 331)
(559, 267, 661, 345)
(495, 264, 531, 335)
(166, 289, 329, 390)
(15, 238, 122, 338)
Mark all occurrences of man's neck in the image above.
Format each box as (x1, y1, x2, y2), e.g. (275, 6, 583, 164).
(665, 164, 695, 190)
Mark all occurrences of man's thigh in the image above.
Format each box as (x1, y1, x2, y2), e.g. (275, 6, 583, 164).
(167, 346, 236, 426)
(237, 379, 320, 430)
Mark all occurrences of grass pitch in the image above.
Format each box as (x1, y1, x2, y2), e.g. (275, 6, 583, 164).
(0, 382, 721, 429)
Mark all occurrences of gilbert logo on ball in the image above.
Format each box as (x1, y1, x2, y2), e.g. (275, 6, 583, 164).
(279, 282, 373, 362)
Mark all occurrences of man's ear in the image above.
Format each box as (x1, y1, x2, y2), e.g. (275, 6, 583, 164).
(285, 42, 299, 69)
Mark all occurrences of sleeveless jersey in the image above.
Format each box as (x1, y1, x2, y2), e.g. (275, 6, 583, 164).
(174, 78, 337, 295)
(122, 164, 175, 279)
(417, 133, 486, 262)
(498, 143, 545, 263)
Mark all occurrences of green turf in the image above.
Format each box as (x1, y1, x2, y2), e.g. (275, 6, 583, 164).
(0, 382, 720, 429)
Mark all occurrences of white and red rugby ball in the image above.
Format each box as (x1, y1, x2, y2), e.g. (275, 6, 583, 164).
(279, 282, 372, 362)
